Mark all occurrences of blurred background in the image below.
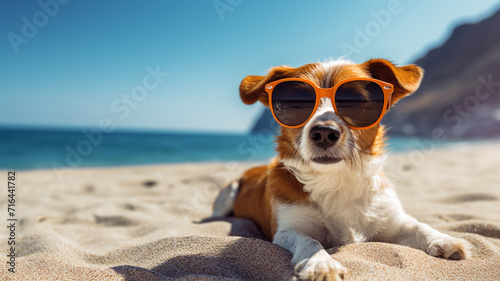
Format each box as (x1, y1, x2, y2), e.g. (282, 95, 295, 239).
(1, 0, 500, 170)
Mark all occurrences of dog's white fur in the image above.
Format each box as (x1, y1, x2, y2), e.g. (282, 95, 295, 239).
(213, 60, 471, 280)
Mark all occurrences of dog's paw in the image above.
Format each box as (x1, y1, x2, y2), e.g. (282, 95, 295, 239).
(295, 251, 348, 281)
(428, 236, 471, 260)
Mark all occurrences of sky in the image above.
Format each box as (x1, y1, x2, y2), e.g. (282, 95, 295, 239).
(1, 0, 500, 134)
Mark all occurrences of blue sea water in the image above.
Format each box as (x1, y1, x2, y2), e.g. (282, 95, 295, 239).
(0, 128, 442, 171)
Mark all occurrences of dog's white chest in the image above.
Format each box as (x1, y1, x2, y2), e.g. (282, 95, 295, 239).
(321, 200, 378, 246)
(279, 154, 390, 246)
(275, 198, 379, 248)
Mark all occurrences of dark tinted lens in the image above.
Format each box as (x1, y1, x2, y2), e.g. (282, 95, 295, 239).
(271, 81, 316, 126)
(335, 81, 385, 127)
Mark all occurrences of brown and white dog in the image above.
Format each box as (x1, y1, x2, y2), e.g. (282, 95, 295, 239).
(212, 59, 471, 281)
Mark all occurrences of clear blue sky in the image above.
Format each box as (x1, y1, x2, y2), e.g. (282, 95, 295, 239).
(1, 0, 500, 134)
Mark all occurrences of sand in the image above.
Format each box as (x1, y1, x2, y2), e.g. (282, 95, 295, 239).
(1, 141, 500, 280)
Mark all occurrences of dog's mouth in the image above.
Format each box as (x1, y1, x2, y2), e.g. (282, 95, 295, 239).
(311, 157, 342, 164)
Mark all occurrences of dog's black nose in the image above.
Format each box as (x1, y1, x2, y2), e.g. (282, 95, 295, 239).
(309, 125, 341, 149)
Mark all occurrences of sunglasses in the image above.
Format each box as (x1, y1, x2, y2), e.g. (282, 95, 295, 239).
(264, 78, 394, 129)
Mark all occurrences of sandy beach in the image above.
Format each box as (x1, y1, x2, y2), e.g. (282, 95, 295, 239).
(1, 142, 500, 280)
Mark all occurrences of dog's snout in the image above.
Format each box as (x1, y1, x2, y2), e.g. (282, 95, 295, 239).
(309, 125, 341, 149)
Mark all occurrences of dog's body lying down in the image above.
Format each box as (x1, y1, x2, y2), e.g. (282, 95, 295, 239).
(213, 59, 471, 281)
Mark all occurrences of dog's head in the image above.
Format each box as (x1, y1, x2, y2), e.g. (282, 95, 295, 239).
(240, 59, 423, 171)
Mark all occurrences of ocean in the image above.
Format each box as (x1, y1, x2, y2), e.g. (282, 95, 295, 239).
(0, 128, 442, 171)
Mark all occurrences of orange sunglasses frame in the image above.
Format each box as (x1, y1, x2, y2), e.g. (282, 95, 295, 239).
(264, 77, 394, 130)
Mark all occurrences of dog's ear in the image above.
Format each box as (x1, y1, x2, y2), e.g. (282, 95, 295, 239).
(240, 66, 297, 106)
(362, 59, 424, 105)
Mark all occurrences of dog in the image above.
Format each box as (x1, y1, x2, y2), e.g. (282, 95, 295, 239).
(212, 58, 471, 281)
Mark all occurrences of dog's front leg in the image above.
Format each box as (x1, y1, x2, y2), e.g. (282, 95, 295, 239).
(395, 215, 471, 259)
(273, 229, 348, 281)
(379, 197, 471, 260)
